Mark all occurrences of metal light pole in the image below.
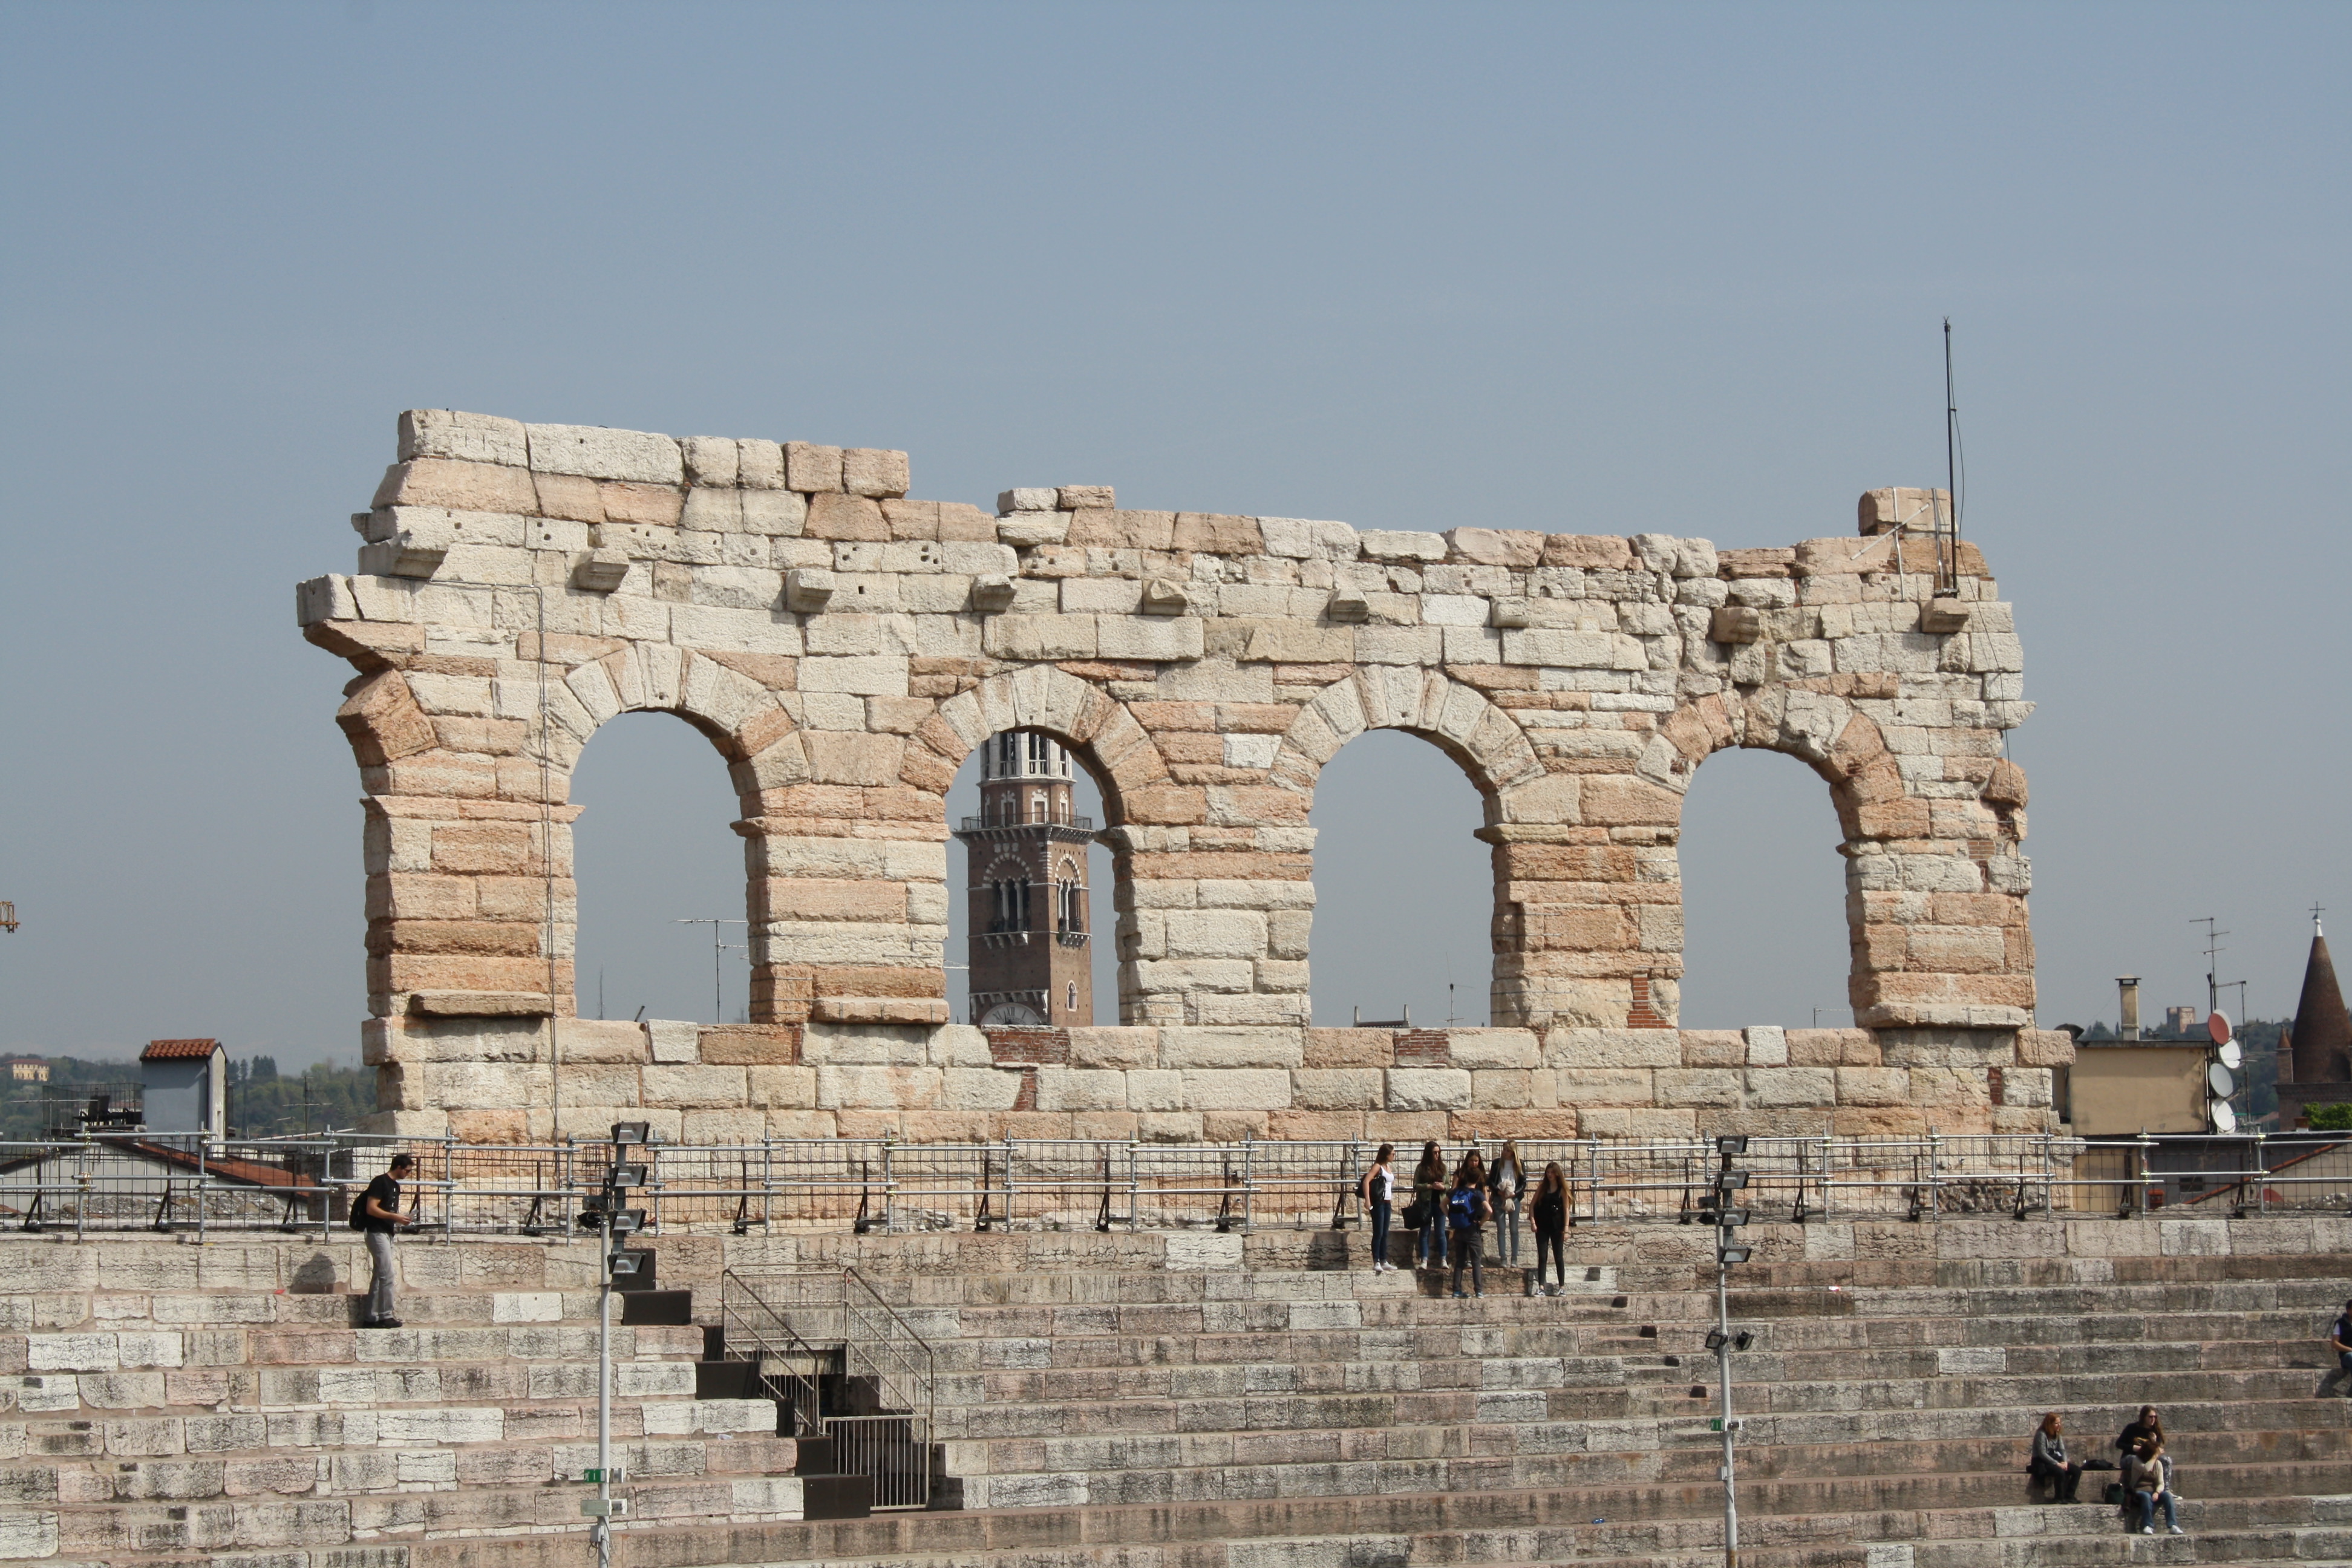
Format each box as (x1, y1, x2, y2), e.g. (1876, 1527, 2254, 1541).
(1705, 1135, 1756, 1568)
(581, 1122, 653, 1568)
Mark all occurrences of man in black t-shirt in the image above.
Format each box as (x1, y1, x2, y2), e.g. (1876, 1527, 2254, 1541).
(2325, 1299, 2352, 1396)
(360, 1154, 415, 1328)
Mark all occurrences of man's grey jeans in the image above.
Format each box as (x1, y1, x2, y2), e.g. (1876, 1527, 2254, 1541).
(365, 1230, 398, 1322)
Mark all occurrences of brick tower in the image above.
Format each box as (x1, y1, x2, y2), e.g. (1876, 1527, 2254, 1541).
(952, 731, 1094, 1026)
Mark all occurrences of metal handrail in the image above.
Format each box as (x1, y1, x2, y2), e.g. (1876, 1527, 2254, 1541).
(717, 1269, 827, 1438)
(2, 1130, 2348, 1236)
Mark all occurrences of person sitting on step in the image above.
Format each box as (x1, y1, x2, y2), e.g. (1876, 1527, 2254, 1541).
(2124, 1437, 2181, 1535)
(2028, 1411, 2082, 1502)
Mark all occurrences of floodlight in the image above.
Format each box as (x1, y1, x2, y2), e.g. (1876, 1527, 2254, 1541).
(1715, 1170, 1749, 1192)
(607, 1208, 647, 1235)
(1716, 1135, 1749, 1155)
(1717, 1244, 1752, 1265)
(1732, 1330, 1755, 1352)
(607, 1252, 644, 1277)
(607, 1162, 649, 1189)
(610, 1122, 651, 1147)
(1705, 1328, 1729, 1351)
(1717, 1207, 1751, 1227)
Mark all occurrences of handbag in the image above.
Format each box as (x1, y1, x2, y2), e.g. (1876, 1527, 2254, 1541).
(1403, 1196, 1430, 1229)
(2102, 1482, 2126, 1506)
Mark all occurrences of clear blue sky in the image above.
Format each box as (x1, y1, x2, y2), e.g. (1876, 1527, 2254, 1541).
(2, 3, 2345, 1063)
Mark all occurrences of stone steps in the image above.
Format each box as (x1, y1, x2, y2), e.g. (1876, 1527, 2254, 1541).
(371, 1482, 2352, 1568)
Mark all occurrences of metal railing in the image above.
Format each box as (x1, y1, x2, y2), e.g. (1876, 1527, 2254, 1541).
(717, 1268, 828, 1438)
(2, 1130, 2349, 1240)
(720, 1267, 934, 1509)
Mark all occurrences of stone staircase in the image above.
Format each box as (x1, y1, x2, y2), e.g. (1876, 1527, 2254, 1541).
(0, 1236, 803, 1564)
(0, 1220, 2348, 1567)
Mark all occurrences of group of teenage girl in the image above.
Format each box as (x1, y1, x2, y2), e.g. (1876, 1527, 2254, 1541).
(1357, 1140, 1570, 1296)
(2029, 1405, 2185, 1535)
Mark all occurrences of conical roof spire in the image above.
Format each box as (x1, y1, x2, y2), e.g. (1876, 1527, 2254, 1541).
(2292, 909, 2352, 1084)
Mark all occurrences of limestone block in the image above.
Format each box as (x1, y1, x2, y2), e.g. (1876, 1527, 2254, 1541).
(1158, 1028, 1300, 1069)
(1744, 1026, 1788, 1067)
(740, 491, 807, 537)
(572, 549, 631, 593)
(296, 575, 360, 626)
(1061, 577, 1143, 613)
(1098, 615, 1204, 662)
(1258, 517, 1359, 560)
(1292, 1068, 1383, 1109)
(996, 514, 1069, 547)
(841, 448, 910, 498)
(1161, 910, 1268, 959)
(1034, 1068, 1127, 1112)
(1057, 485, 1115, 509)
(1125, 1070, 1185, 1111)
(1386, 1068, 1472, 1111)
(1140, 578, 1191, 615)
(1358, 530, 1446, 562)
(1326, 587, 1371, 622)
(784, 567, 836, 613)
(970, 574, 1017, 613)
(1654, 1070, 1742, 1108)
(400, 408, 528, 466)
(734, 437, 785, 489)
(786, 442, 843, 492)
(1179, 1068, 1291, 1110)
(984, 613, 1097, 660)
(1710, 606, 1763, 644)
(1743, 1067, 1835, 1107)
(996, 487, 1060, 513)
(1553, 1068, 1654, 1106)
(681, 436, 740, 487)
(642, 1021, 699, 1065)
(526, 423, 682, 486)
(1448, 1030, 1541, 1069)
(1545, 1027, 1682, 1068)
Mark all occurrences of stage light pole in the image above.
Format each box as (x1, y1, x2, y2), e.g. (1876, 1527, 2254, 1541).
(580, 1122, 653, 1568)
(1704, 1135, 1756, 1568)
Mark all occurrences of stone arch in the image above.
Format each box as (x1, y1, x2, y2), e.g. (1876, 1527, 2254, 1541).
(1270, 670, 1550, 1027)
(916, 664, 1169, 811)
(1649, 685, 2033, 1029)
(903, 664, 1171, 1025)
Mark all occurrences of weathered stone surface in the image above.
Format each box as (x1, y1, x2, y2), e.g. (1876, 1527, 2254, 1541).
(312, 414, 2038, 1133)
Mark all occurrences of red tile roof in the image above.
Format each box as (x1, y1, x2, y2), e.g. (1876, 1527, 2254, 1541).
(142, 1038, 221, 1061)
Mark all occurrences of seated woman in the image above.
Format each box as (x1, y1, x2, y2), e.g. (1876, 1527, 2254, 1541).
(2028, 1412, 2082, 1501)
(2125, 1437, 2182, 1535)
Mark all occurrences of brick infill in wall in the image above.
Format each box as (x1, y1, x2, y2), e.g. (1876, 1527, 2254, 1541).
(1392, 1031, 1452, 1068)
(1627, 976, 1671, 1029)
(985, 1027, 1071, 1067)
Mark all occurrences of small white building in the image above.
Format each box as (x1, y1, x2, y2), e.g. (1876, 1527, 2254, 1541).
(140, 1038, 226, 1135)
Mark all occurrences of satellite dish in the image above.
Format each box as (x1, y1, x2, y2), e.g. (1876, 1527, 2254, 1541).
(2210, 1098, 2238, 1134)
(2218, 1040, 2243, 1071)
(2208, 1009, 2233, 1045)
(2207, 1062, 2237, 1098)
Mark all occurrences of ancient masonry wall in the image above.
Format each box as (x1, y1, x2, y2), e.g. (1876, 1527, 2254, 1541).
(298, 410, 2060, 1140)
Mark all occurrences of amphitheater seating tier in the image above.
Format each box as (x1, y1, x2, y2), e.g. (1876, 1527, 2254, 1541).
(0, 1218, 2344, 1567)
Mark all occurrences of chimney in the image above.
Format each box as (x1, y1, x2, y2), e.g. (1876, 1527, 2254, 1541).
(2116, 976, 2141, 1041)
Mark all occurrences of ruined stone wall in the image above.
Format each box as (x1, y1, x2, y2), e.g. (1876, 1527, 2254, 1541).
(299, 411, 2054, 1138)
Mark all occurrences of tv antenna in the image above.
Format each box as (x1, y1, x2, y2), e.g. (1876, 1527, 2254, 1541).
(2190, 915, 2242, 1024)
(675, 918, 747, 1024)
(1934, 318, 1964, 598)
(0, 901, 17, 933)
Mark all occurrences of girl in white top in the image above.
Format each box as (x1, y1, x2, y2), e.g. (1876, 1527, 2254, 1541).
(1361, 1143, 1397, 1273)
